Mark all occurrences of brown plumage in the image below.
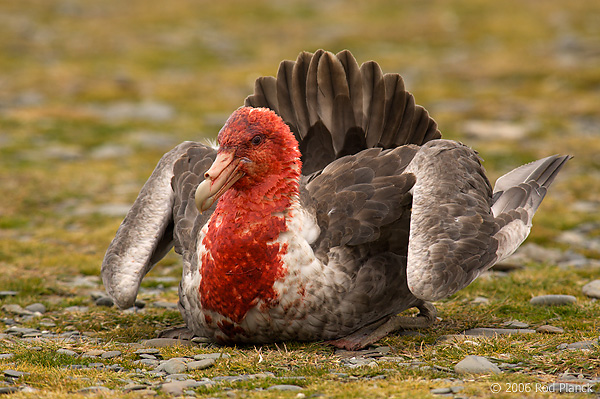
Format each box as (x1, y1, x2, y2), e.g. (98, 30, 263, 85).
(101, 50, 570, 349)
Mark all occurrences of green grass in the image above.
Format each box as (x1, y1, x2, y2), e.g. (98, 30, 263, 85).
(1, 0, 599, 397)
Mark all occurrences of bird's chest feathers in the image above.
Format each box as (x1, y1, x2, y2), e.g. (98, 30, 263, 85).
(198, 192, 293, 324)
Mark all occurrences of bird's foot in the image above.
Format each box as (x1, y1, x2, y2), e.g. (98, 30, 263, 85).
(326, 301, 437, 351)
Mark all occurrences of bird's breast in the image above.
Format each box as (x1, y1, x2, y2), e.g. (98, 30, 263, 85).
(192, 200, 323, 342)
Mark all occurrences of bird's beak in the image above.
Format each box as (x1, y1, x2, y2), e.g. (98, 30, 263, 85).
(195, 150, 245, 213)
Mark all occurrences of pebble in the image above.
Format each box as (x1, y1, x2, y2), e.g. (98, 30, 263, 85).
(24, 303, 46, 314)
(530, 295, 577, 306)
(82, 350, 105, 358)
(0, 387, 19, 395)
(135, 348, 161, 355)
(57, 349, 78, 357)
(582, 280, 600, 299)
(536, 325, 564, 334)
(95, 296, 114, 307)
(123, 384, 150, 392)
(471, 296, 489, 305)
(4, 369, 30, 378)
(2, 304, 33, 316)
(193, 353, 231, 360)
(0, 291, 18, 297)
(454, 355, 502, 375)
(142, 338, 193, 348)
(160, 380, 204, 396)
(0, 354, 14, 360)
(268, 385, 304, 391)
(462, 328, 536, 337)
(101, 350, 122, 359)
(431, 387, 452, 394)
(558, 340, 597, 350)
(77, 386, 110, 393)
(156, 358, 188, 374)
(186, 358, 216, 370)
(5, 327, 40, 337)
(502, 321, 529, 328)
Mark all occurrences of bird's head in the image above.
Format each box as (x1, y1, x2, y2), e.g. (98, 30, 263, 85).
(195, 107, 301, 213)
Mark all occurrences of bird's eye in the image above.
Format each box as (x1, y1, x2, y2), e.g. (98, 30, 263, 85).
(251, 135, 263, 146)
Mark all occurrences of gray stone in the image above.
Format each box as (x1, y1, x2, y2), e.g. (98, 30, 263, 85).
(187, 358, 215, 370)
(57, 349, 77, 357)
(0, 387, 19, 395)
(268, 384, 304, 391)
(82, 350, 105, 358)
(123, 384, 149, 392)
(135, 348, 161, 355)
(134, 359, 160, 367)
(431, 387, 452, 394)
(38, 319, 56, 328)
(77, 386, 110, 393)
(156, 358, 187, 374)
(165, 373, 191, 381)
(471, 296, 489, 305)
(558, 340, 597, 350)
(160, 380, 203, 396)
(454, 355, 502, 375)
(502, 320, 529, 328)
(0, 354, 14, 360)
(536, 325, 564, 334)
(530, 295, 577, 306)
(4, 369, 30, 378)
(0, 291, 18, 297)
(25, 303, 46, 314)
(463, 328, 536, 337)
(582, 280, 600, 299)
(142, 338, 192, 348)
(101, 350, 122, 359)
(95, 296, 114, 307)
(6, 327, 40, 336)
(2, 304, 32, 316)
(193, 352, 231, 360)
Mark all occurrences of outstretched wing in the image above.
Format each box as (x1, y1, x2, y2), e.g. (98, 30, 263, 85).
(101, 142, 216, 309)
(405, 140, 571, 301)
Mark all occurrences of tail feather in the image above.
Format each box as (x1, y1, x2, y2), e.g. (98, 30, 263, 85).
(492, 155, 572, 217)
(245, 49, 441, 175)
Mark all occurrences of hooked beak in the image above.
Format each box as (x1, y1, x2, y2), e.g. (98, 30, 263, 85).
(195, 150, 246, 213)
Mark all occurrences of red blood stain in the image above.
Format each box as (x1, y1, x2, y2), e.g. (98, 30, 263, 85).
(199, 107, 302, 327)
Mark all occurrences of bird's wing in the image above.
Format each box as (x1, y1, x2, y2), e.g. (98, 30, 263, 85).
(490, 154, 571, 262)
(101, 142, 217, 309)
(171, 144, 218, 272)
(303, 145, 418, 262)
(405, 140, 571, 301)
(245, 49, 441, 175)
(404, 140, 499, 301)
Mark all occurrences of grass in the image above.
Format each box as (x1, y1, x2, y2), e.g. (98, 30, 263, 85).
(1, 0, 600, 397)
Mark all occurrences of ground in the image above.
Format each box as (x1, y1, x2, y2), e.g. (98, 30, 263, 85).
(1, 0, 600, 398)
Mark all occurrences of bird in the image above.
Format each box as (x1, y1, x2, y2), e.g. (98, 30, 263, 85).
(101, 49, 571, 350)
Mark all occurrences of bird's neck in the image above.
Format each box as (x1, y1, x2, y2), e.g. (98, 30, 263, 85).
(198, 166, 300, 323)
